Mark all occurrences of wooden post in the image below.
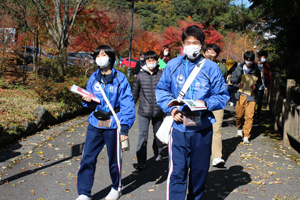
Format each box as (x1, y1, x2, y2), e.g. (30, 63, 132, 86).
(273, 75, 280, 131)
(283, 79, 296, 146)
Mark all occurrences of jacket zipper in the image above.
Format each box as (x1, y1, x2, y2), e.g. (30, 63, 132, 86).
(150, 74, 154, 117)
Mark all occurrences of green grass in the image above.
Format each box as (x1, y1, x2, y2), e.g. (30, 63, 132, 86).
(0, 88, 65, 129)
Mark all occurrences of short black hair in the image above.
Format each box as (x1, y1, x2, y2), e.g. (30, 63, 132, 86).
(140, 52, 145, 56)
(203, 44, 221, 56)
(259, 50, 268, 58)
(244, 51, 255, 61)
(182, 25, 205, 46)
(221, 59, 226, 63)
(144, 51, 158, 61)
(93, 45, 116, 69)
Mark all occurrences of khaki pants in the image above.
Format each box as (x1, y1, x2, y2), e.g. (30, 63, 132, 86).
(235, 95, 256, 138)
(211, 109, 224, 159)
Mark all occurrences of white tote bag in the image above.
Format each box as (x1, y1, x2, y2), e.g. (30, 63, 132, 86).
(156, 58, 206, 144)
(156, 115, 174, 144)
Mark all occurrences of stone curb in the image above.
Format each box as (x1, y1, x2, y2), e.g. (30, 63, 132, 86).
(0, 105, 94, 149)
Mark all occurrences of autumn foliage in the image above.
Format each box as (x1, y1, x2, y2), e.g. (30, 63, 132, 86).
(163, 18, 224, 56)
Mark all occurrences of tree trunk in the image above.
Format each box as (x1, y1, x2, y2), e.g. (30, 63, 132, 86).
(22, 30, 28, 85)
(33, 32, 37, 79)
(0, 47, 5, 78)
(0, 28, 5, 77)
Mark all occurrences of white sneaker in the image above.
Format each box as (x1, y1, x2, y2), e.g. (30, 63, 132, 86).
(76, 194, 91, 200)
(229, 102, 234, 106)
(155, 154, 162, 161)
(243, 137, 250, 144)
(212, 157, 225, 167)
(237, 129, 243, 137)
(105, 188, 122, 200)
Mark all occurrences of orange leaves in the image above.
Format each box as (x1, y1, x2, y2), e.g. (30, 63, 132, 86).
(132, 31, 162, 55)
(163, 19, 224, 56)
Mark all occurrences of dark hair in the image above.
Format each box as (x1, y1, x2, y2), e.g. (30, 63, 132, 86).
(203, 44, 221, 56)
(144, 51, 159, 61)
(259, 50, 268, 58)
(244, 51, 255, 61)
(159, 45, 171, 60)
(221, 59, 226, 63)
(139, 52, 145, 56)
(182, 25, 205, 46)
(92, 45, 116, 69)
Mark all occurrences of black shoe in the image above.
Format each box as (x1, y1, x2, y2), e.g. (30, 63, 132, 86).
(254, 116, 260, 124)
(134, 163, 145, 170)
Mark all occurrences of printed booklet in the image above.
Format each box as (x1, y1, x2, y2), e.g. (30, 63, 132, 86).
(70, 84, 100, 103)
(239, 74, 258, 96)
(168, 99, 207, 111)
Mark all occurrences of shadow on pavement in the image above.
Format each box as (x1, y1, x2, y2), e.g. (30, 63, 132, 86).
(223, 109, 234, 120)
(202, 165, 251, 200)
(222, 137, 242, 162)
(249, 124, 262, 141)
(0, 143, 22, 163)
(0, 143, 83, 185)
(92, 147, 169, 199)
(222, 110, 236, 128)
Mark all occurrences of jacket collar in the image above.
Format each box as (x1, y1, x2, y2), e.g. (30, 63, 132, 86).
(95, 67, 116, 84)
(142, 65, 159, 75)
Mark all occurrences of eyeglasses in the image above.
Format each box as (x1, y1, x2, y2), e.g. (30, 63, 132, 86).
(183, 41, 201, 45)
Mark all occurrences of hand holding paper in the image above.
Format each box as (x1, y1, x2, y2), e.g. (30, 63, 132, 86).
(70, 84, 100, 103)
(238, 74, 258, 96)
(168, 99, 207, 111)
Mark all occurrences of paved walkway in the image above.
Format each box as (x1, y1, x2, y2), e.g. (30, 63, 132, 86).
(0, 105, 299, 200)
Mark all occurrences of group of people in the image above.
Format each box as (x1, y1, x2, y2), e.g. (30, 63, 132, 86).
(75, 25, 270, 200)
(134, 45, 171, 77)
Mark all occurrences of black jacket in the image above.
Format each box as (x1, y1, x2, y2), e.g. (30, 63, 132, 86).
(230, 61, 262, 101)
(134, 60, 145, 75)
(132, 66, 164, 118)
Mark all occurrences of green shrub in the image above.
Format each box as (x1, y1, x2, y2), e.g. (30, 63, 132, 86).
(34, 75, 89, 111)
(0, 77, 7, 89)
(115, 66, 134, 87)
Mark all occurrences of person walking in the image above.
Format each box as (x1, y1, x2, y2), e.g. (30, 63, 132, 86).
(226, 59, 238, 106)
(134, 52, 145, 78)
(230, 51, 262, 144)
(203, 44, 228, 167)
(158, 45, 172, 64)
(132, 51, 164, 170)
(255, 50, 271, 122)
(156, 25, 229, 200)
(76, 45, 135, 200)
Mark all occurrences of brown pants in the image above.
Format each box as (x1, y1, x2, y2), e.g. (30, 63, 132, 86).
(211, 109, 224, 159)
(235, 95, 256, 138)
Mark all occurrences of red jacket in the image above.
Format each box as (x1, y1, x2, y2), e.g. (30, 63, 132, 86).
(263, 62, 271, 89)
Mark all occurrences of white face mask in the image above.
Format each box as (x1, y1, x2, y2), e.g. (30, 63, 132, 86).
(147, 63, 157, 70)
(183, 45, 201, 60)
(140, 57, 144, 61)
(95, 57, 110, 68)
(260, 58, 266, 63)
(245, 60, 253, 67)
(164, 51, 169, 56)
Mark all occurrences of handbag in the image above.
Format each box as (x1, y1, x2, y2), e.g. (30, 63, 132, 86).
(156, 57, 207, 144)
(97, 80, 130, 151)
(93, 110, 110, 120)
